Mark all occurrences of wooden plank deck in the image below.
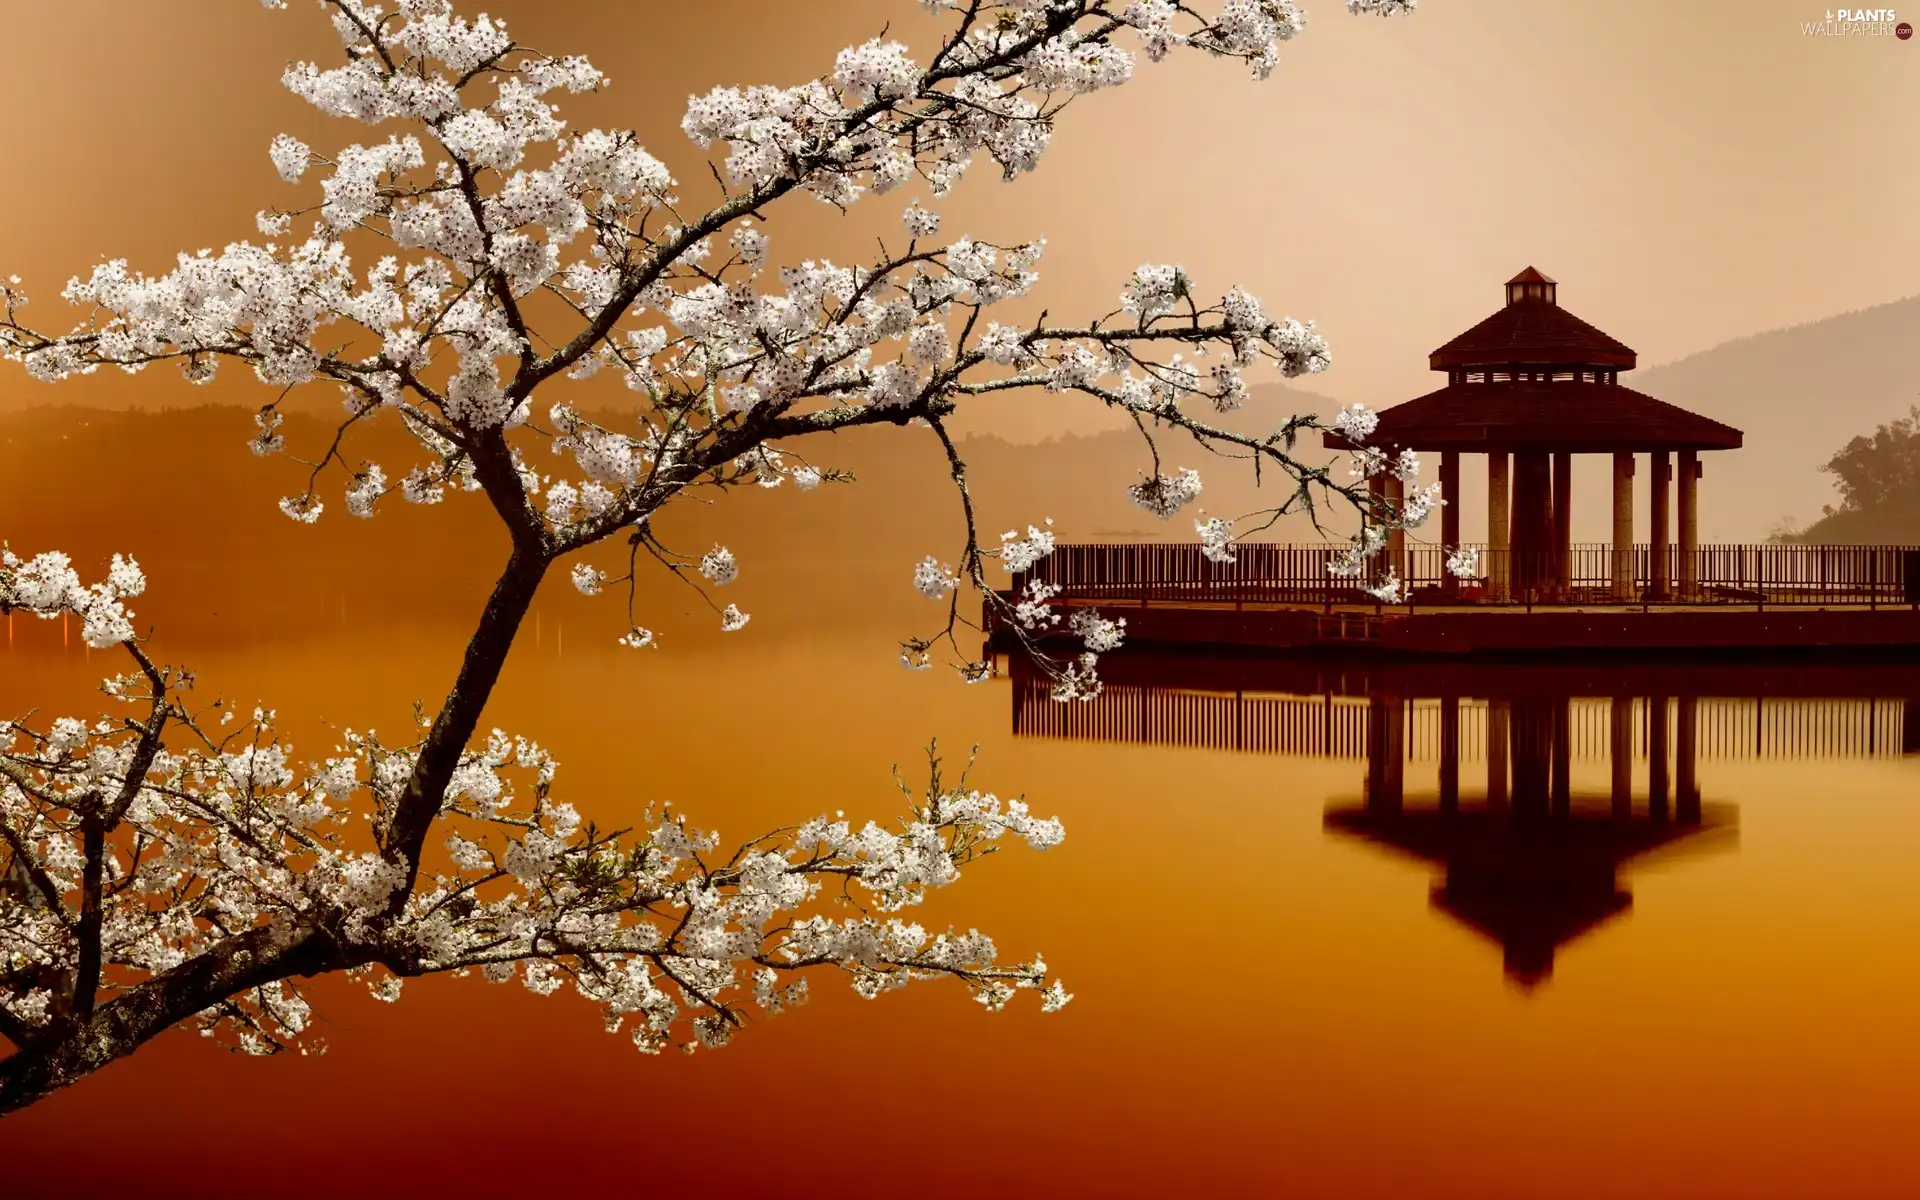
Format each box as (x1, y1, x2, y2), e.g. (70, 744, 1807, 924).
(992, 592, 1920, 655)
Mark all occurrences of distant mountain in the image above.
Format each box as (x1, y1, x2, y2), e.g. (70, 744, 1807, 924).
(1792, 501, 1920, 545)
(1630, 295, 1920, 540)
(0, 394, 1357, 652)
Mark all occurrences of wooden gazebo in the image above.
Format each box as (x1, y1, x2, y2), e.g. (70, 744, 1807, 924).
(1326, 268, 1744, 602)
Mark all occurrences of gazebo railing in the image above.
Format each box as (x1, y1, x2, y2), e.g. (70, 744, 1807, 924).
(1021, 542, 1920, 607)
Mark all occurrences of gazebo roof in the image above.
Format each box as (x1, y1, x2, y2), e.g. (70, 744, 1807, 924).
(1325, 804, 1726, 988)
(1429, 266, 1637, 370)
(1429, 297, 1637, 370)
(1322, 380, 1745, 453)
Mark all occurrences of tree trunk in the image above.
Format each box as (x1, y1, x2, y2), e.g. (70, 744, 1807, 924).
(0, 927, 349, 1116)
(385, 543, 550, 898)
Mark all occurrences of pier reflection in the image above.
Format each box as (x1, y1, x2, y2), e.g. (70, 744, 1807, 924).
(1333, 688, 1735, 987)
(1007, 650, 1920, 986)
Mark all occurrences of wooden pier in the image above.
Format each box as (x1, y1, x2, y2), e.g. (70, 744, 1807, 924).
(996, 540, 1920, 655)
(1006, 648, 1920, 761)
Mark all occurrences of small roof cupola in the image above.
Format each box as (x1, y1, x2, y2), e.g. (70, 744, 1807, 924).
(1505, 266, 1556, 307)
(1427, 267, 1636, 374)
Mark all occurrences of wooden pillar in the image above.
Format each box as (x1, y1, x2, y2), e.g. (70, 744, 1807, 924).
(1487, 699, 1510, 811)
(1550, 696, 1572, 816)
(1552, 450, 1573, 599)
(1513, 451, 1553, 602)
(1649, 451, 1672, 602)
(1610, 695, 1633, 819)
(1367, 472, 1387, 587)
(1678, 451, 1700, 601)
(1676, 695, 1700, 823)
(1488, 451, 1511, 602)
(1440, 694, 1460, 812)
(1440, 450, 1461, 596)
(1385, 471, 1407, 590)
(1611, 452, 1635, 602)
(1511, 699, 1553, 821)
(1367, 694, 1404, 812)
(1649, 693, 1670, 821)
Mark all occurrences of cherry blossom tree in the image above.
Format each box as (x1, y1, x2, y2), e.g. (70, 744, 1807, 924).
(0, 0, 1418, 1113)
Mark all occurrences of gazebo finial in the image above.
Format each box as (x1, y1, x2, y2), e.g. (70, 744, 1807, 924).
(1505, 266, 1557, 307)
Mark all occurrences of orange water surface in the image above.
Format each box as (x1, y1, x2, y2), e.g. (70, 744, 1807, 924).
(4, 593, 1920, 1198)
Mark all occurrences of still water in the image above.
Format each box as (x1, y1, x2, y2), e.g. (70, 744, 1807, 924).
(4, 611, 1920, 1198)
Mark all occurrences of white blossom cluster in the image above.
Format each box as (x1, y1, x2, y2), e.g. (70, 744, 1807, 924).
(0, 0, 1407, 662)
(0, 594, 1068, 1064)
(0, 0, 1423, 1108)
(1445, 545, 1480, 580)
(1126, 468, 1204, 519)
(0, 546, 146, 648)
(1195, 515, 1237, 564)
(1313, 402, 1471, 588)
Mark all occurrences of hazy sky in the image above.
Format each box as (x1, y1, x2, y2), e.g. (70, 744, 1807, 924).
(0, 0, 1914, 440)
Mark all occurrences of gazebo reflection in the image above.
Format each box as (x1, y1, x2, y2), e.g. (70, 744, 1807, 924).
(1327, 693, 1735, 988)
(996, 649, 1895, 988)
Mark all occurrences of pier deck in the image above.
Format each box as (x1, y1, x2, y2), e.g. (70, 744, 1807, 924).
(995, 540, 1920, 656)
(994, 594, 1920, 656)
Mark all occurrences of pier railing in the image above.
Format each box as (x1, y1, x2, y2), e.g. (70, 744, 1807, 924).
(1012, 684, 1920, 761)
(1023, 542, 1920, 607)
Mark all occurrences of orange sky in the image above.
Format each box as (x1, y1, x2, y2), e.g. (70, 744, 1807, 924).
(0, 0, 1914, 440)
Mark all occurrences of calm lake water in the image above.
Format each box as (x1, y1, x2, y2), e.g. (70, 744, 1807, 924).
(5, 607, 1920, 1198)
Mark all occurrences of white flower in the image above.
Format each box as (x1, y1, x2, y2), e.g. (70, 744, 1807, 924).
(998, 522, 1056, 574)
(268, 133, 310, 182)
(913, 557, 958, 600)
(1120, 263, 1190, 321)
(1445, 546, 1480, 579)
(1196, 515, 1236, 563)
(834, 38, 919, 103)
(345, 464, 385, 518)
(1398, 482, 1444, 529)
(571, 563, 606, 596)
(1332, 403, 1378, 444)
(699, 546, 738, 587)
(1126, 468, 1202, 519)
(719, 604, 750, 632)
(729, 221, 768, 269)
(1363, 569, 1405, 604)
(907, 322, 950, 364)
(902, 203, 940, 238)
(278, 495, 323, 524)
(1068, 608, 1126, 653)
(1351, 446, 1388, 479)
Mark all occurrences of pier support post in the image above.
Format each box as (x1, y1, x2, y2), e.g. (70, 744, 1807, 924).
(1650, 451, 1672, 602)
(1611, 453, 1635, 602)
(1552, 451, 1573, 600)
(1385, 472, 1407, 591)
(1440, 450, 1461, 597)
(1514, 451, 1554, 602)
(1511, 699, 1553, 821)
(1367, 694, 1404, 812)
(1677, 695, 1700, 823)
(1440, 695, 1460, 812)
(1368, 472, 1388, 589)
(1488, 451, 1511, 602)
(1610, 695, 1633, 819)
(1678, 451, 1700, 601)
(1487, 699, 1510, 811)
(1551, 697, 1572, 816)
(1649, 693, 1670, 821)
